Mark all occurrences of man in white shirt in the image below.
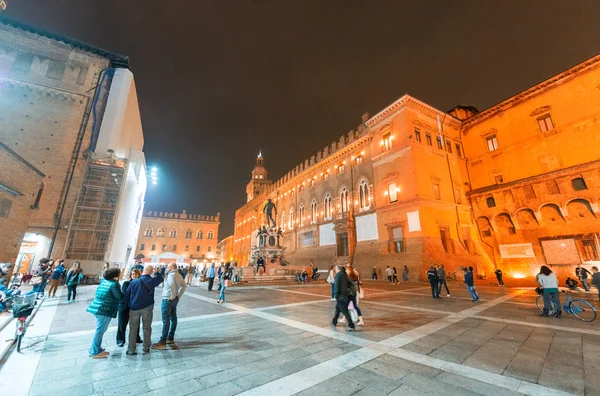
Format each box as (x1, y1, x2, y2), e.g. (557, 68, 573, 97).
(153, 262, 186, 348)
(386, 266, 394, 283)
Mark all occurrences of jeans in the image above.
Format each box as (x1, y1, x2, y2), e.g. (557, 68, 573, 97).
(116, 305, 140, 345)
(330, 283, 335, 298)
(67, 284, 78, 301)
(89, 314, 112, 356)
(219, 284, 226, 301)
(372, 273, 377, 280)
(581, 278, 591, 292)
(128, 305, 153, 353)
(387, 275, 392, 283)
(207, 277, 214, 291)
(333, 297, 355, 328)
(430, 281, 440, 298)
(160, 298, 179, 342)
(438, 279, 450, 295)
(467, 285, 479, 301)
(38, 280, 48, 296)
(543, 291, 561, 314)
(348, 295, 362, 316)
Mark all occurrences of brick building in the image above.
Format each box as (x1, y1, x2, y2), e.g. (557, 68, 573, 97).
(0, 17, 147, 275)
(234, 52, 600, 283)
(216, 235, 234, 263)
(135, 210, 220, 263)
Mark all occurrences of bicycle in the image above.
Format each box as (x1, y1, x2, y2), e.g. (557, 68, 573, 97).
(536, 289, 596, 322)
(12, 294, 37, 352)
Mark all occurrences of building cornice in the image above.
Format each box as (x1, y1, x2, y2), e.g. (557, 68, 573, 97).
(365, 95, 462, 129)
(462, 53, 600, 128)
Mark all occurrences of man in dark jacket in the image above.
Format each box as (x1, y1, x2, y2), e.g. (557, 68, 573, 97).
(495, 268, 505, 287)
(427, 266, 440, 299)
(123, 265, 163, 355)
(331, 265, 355, 331)
(576, 264, 591, 292)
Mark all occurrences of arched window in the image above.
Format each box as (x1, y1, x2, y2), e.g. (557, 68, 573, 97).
(289, 208, 294, 230)
(299, 204, 305, 226)
(340, 188, 349, 213)
(144, 227, 153, 237)
(359, 180, 370, 210)
(324, 194, 332, 220)
(196, 230, 203, 239)
(185, 229, 192, 239)
(572, 177, 588, 191)
(207, 230, 214, 240)
(311, 199, 317, 224)
(156, 227, 165, 237)
(169, 228, 177, 238)
(281, 211, 286, 231)
(486, 197, 496, 208)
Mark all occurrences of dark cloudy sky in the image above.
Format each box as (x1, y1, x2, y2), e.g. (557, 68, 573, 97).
(6, 0, 600, 237)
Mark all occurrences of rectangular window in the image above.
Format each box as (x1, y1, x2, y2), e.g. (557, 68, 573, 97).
(0, 198, 12, 219)
(486, 135, 499, 152)
(546, 180, 560, 195)
(439, 227, 452, 253)
(426, 134, 432, 146)
(77, 67, 88, 85)
(140, 244, 145, 251)
(524, 184, 536, 199)
(392, 227, 405, 253)
(310, 179, 315, 187)
(185, 245, 189, 251)
(537, 114, 554, 133)
(299, 185, 304, 192)
(436, 137, 443, 150)
(323, 172, 329, 180)
(460, 227, 473, 254)
(454, 188, 462, 204)
(196, 246, 200, 252)
(495, 175, 504, 184)
(433, 183, 441, 200)
(445, 140, 452, 153)
(388, 183, 398, 203)
(382, 132, 393, 151)
(172, 245, 177, 251)
(162, 245, 167, 251)
(455, 144, 462, 158)
(151, 244, 156, 251)
(414, 129, 421, 142)
(354, 156, 363, 165)
(46, 60, 66, 80)
(12, 53, 33, 73)
(337, 164, 345, 174)
(208, 246, 212, 252)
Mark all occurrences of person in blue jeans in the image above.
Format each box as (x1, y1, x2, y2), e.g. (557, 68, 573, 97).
(86, 268, 123, 359)
(464, 267, 479, 302)
(152, 263, 186, 349)
(217, 267, 227, 303)
(327, 266, 336, 300)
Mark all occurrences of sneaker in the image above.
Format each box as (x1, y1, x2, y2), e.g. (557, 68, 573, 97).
(143, 349, 150, 354)
(447, 294, 451, 297)
(346, 327, 355, 332)
(152, 342, 166, 350)
(117, 343, 125, 347)
(91, 351, 110, 359)
(330, 298, 336, 301)
(126, 351, 137, 355)
(166, 339, 175, 345)
(331, 320, 337, 327)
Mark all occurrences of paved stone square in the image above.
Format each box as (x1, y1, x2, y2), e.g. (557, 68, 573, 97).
(1, 280, 600, 396)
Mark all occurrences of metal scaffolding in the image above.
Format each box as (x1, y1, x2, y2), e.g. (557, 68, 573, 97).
(65, 153, 126, 261)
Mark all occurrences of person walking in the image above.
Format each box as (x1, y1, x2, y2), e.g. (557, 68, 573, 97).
(386, 266, 393, 283)
(537, 265, 561, 318)
(576, 264, 591, 292)
(27, 258, 52, 297)
(437, 264, 450, 297)
(116, 269, 142, 347)
(65, 262, 83, 303)
(331, 265, 355, 331)
(464, 266, 480, 302)
(392, 267, 399, 284)
(591, 267, 600, 301)
(207, 263, 216, 291)
(86, 267, 123, 359)
(123, 265, 163, 355)
(427, 266, 440, 299)
(48, 259, 66, 298)
(217, 264, 227, 303)
(495, 268, 505, 287)
(153, 263, 187, 349)
(186, 266, 195, 286)
(346, 264, 364, 326)
(371, 266, 378, 280)
(327, 266, 336, 300)
(402, 265, 409, 282)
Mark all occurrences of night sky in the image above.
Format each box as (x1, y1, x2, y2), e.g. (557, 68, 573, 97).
(6, 1, 600, 237)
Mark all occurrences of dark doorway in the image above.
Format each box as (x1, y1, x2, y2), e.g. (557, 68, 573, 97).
(337, 232, 349, 256)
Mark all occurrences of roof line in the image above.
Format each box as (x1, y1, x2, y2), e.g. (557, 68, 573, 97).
(0, 140, 45, 177)
(0, 182, 23, 197)
(0, 15, 129, 68)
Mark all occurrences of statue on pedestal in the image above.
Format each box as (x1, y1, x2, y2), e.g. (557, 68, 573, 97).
(263, 198, 277, 228)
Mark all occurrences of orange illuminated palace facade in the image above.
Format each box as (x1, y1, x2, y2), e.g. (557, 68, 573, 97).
(233, 53, 600, 283)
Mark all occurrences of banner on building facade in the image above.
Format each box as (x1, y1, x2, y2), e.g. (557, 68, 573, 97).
(499, 243, 535, 259)
(300, 231, 314, 247)
(319, 223, 335, 246)
(356, 213, 379, 241)
(407, 211, 421, 232)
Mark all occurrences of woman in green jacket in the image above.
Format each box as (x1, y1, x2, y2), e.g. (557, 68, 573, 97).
(87, 268, 123, 359)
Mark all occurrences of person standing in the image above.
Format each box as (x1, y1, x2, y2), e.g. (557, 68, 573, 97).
(207, 263, 216, 291)
(371, 266, 378, 280)
(576, 264, 591, 292)
(464, 266, 480, 302)
(27, 259, 52, 297)
(100, 263, 110, 279)
(116, 269, 142, 347)
(495, 268, 505, 287)
(537, 265, 561, 318)
(591, 267, 600, 301)
(427, 266, 440, 299)
(402, 265, 409, 281)
(86, 268, 123, 359)
(65, 262, 83, 303)
(327, 266, 336, 301)
(186, 266, 195, 286)
(217, 265, 227, 303)
(437, 264, 450, 297)
(331, 265, 355, 331)
(392, 267, 399, 284)
(385, 266, 394, 283)
(153, 263, 187, 348)
(48, 260, 66, 298)
(346, 264, 364, 326)
(123, 265, 163, 355)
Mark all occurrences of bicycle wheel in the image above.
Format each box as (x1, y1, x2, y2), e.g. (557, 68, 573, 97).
(16, 334, 22, 353)
(536, 295, 556, 315)
(569, 299, 596, 322)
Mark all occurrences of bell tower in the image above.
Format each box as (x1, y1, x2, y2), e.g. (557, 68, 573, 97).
(246, 151, 272, 202)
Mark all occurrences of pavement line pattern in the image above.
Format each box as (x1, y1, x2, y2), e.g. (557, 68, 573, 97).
(475, 315, 600, 336)
(238, 291, 529, 396)
(389, 349, 573, 396)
